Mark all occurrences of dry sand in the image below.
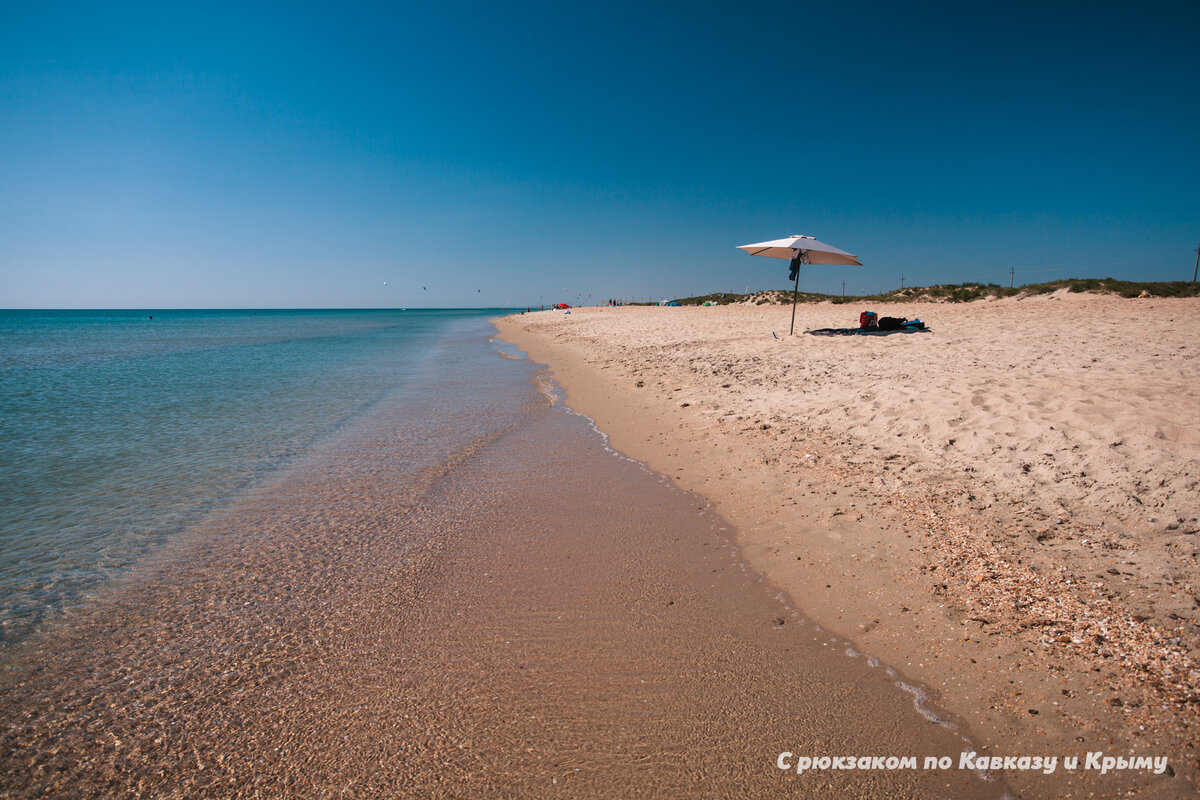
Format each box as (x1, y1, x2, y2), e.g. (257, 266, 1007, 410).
(496, 291, 1200, 797)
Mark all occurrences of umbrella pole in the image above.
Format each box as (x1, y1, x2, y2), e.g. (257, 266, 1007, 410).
(789, 264, 800, 335)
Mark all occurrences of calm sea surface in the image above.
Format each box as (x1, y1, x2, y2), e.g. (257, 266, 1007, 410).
(0, 309, 515, 645)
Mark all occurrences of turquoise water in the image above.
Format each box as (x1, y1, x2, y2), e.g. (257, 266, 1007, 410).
(0, 309, 514, 644)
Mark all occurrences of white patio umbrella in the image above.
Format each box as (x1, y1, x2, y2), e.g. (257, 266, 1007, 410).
(736, 234, 862, 335)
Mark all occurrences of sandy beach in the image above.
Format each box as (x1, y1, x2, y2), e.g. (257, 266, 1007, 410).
(496, 291, 1200, 796)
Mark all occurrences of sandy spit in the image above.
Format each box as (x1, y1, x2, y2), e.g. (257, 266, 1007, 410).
(496, 292, 1200, 797)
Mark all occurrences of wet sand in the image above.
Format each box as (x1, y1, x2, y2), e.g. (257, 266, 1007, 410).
(0, 338, 1000, 797)
(496, 295, 1200, 798)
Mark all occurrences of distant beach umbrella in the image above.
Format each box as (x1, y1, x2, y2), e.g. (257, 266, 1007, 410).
(736, 234, 862, 335)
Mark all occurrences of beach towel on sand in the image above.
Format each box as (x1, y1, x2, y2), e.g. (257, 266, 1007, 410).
(807, 320, 930, 336)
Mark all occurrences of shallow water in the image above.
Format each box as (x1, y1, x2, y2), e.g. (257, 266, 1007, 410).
(0, 309, 509, 643)
(0, 314, 1002, 797)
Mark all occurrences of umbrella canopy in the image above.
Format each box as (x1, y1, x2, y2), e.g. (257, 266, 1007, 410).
(736, 233, 862, 335)
(736, 234, 861, 266)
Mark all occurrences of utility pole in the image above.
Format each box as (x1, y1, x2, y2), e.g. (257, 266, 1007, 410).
(841, 280, 845, 297)
(1193, 243, 1199, 283)
(1010, 267, 1015, 288)
(900, 275, 904, 289)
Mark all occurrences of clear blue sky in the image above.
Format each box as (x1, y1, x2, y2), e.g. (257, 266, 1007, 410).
(2, 1, 1197, 308)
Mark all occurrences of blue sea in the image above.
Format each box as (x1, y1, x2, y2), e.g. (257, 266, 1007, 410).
(0, 308, 516, 644)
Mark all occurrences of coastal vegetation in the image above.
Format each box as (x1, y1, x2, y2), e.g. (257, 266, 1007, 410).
(667, 279, 1200, 306)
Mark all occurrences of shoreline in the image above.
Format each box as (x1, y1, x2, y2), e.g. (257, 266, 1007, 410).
(495, 293, 1200, 796)
(0, 322, 1003, 798)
